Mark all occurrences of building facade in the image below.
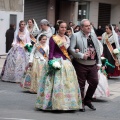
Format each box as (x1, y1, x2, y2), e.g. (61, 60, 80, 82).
(24, 0, 80, 26)
(78, 0, 120, 28)
(24, 0, 120, 28)
(0, 0, 24, 54)
(1, 0, 120, 53)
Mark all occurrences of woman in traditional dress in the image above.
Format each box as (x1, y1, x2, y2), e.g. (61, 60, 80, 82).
(27, 19, 39, 45)
(35, 20, 82, 110)
(1, 20, 31, 83)
(21, 34, 49, 93)
(37, 19, 53, 45)
(101, 24, 120, 77)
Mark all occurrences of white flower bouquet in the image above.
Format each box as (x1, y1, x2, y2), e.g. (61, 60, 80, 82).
(52, 61, 61, 69)
(113, 48, 120, 55)
(47, 60, 61, 76)
(101, 57, 106, 60)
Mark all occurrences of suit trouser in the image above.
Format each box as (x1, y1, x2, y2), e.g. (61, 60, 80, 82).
(73, 60, 98, 103)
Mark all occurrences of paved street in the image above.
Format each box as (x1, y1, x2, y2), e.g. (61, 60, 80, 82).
(0, 56, 120, 120)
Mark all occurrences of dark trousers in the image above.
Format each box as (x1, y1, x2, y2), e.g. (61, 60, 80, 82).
(73, 60, 98, 103)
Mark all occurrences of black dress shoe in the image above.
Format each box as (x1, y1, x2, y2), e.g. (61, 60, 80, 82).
(79, 104, 85, 112)
(84, 102, 96, 110)
(79, 108, 85, 112)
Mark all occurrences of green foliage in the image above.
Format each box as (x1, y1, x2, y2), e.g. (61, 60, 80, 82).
(24, 44, 33, 52)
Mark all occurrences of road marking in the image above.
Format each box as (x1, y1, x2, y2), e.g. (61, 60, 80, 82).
(0, 118, 35, 120)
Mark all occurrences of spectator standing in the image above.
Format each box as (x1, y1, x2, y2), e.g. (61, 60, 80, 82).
(5, 24, 15, 52)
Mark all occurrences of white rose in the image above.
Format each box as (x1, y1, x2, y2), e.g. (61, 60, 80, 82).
(101, 57, 106, 60)
(53, 61, 61, 69)
(113, 49, 119, 54)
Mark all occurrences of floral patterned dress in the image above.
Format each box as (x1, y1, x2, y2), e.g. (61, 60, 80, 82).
(21, 44, 49, 93)
(35, 36, 82, 110)
(1, 30, 31, 83)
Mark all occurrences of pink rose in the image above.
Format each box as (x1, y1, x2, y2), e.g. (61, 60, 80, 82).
(46, 94, 51, 100)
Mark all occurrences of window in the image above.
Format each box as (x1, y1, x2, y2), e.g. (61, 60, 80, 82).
(78, 2, 89, 21)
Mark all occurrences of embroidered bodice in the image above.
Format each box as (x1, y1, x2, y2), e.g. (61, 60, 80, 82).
(18, 33, 27, 42)
(49, 36, 70, 60)
(12, 30, 31, 46)
(102, 33, 115, 45)
(29, 44, 49, 62)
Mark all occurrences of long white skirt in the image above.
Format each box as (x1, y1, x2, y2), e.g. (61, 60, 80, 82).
(85, 70, 110, 98)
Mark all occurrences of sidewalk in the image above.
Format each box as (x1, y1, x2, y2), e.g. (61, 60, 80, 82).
(0, 55, 6, 74)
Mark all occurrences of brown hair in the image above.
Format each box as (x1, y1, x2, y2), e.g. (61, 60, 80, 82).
(28, 19, 34, 24)
(10, 24, 15, 29)
(39, 34, 47, 41)
(106, 24, 112, 31)
(19, 20, 26, 27)
(55, 20, 67, 34)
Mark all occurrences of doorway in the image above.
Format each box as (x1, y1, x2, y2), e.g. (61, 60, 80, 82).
(98, 3, 111, 28)
(10, 14, 17, 27)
